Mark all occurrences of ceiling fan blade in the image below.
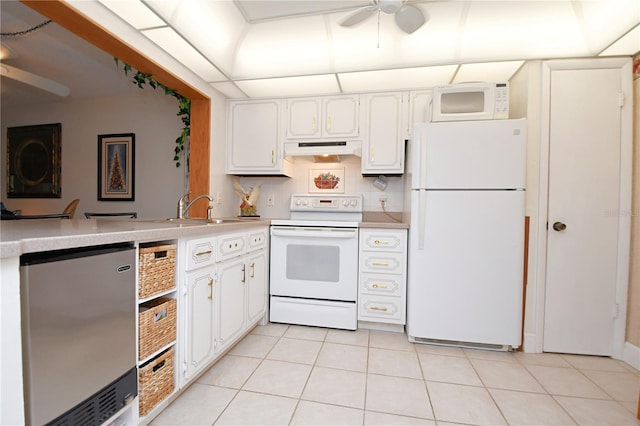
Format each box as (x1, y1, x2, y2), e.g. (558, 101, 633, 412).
(394, 4, 426, 34)
(0, 63, 70, 97)
(339, 5, 378, 27)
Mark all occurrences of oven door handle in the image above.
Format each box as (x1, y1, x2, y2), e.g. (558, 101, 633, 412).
(271, 228, 358, 239)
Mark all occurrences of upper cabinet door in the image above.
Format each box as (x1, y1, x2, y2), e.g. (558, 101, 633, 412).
(323, 95, 360, 138)
(407, 90, 432, 139)
(227, 99, 291, 175)
(287, 98, 322, 138)
(361, 92, 406, 175)
(286, 95, 360, 139)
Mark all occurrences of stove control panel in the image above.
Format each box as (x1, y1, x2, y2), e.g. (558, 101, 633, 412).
(290, 194, 363, 213)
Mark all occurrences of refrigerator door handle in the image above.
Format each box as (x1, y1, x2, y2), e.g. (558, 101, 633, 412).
(418, 190, 427, 250)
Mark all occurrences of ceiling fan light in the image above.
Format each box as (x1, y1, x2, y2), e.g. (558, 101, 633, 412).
(379, 0, 403, 14)
(395, 5, 426, 34)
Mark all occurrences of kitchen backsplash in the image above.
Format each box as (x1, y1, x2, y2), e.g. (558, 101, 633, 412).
(234, 156, 405, 219)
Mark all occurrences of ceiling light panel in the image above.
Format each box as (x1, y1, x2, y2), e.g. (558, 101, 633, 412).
(460, 1, 587, 62)
(338, 65, 458, 92)
(147, 0, 246, 75)
(599, 24, 640, 56)
(453, 61, 524, 84)
(579, 0, 640, 53)
(235, 0, 368, 23)
(98, 0, 165, 29)
(235, 74, 340, 98)
(234, 16, 331, 79)
(141, 27, 227, 82)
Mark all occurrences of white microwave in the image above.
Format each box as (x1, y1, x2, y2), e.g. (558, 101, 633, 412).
(431, 82, 509, 122)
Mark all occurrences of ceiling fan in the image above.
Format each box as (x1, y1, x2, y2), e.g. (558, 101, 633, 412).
(339, 0, 427, 34)
(0, 43, 70, 97)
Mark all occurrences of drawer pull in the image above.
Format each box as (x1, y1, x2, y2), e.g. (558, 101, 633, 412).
(371, 262, 389, 267)
(372, 284, 388, 289)
(195, 249, 213, 257)
(370, 306, 388, 312)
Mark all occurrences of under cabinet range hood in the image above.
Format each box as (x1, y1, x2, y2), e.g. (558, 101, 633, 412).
(284, 140, 362, 162)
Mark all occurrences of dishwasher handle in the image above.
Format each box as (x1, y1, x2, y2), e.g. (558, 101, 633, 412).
(271, 227, 357, 239)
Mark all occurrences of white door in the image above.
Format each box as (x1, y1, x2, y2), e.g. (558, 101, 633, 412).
(543, 67, 623, 355)
(184, 268, 214, 379)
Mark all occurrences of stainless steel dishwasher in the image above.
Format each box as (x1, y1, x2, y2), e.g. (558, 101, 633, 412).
(20, 243, 138, 426)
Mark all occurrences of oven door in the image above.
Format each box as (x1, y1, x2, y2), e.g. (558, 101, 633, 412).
(270, 226, 358, 301)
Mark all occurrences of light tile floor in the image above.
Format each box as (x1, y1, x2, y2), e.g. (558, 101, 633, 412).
(151, 324, 640, 426)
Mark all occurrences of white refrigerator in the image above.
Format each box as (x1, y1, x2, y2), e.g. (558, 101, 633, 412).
(406, 119, 527, 349)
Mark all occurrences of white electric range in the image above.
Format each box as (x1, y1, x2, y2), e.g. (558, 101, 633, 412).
(269, 194, 363, 330)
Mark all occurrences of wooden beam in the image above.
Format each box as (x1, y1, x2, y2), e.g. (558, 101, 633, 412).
(22, 0, 211, 211)
(22, 0, 207, 100)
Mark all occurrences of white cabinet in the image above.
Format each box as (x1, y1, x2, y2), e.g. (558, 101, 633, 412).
(227, 99, 292, 176)
(358, 228, 407, 325)
(214, 226, 268, 354)
(407, 90, 431, 138)
(361, 92, 407, 175)
(216, 257, 247, 350)
(181, 226, 268, 379)
(286, 95, 360, 139)
(182, 235, 216, 381)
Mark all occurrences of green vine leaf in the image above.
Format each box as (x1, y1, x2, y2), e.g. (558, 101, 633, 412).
(115, 58, 189, 168)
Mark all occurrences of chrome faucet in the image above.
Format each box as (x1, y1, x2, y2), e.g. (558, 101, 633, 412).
(178, 193, 214, 219)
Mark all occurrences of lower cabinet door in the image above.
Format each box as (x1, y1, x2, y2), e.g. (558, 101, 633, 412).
(216, 258, 246, 353)
(246, 251, 267, 325)
(184, 268, 214, 379)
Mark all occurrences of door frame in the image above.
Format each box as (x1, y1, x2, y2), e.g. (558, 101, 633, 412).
(533, 57, 632, 358)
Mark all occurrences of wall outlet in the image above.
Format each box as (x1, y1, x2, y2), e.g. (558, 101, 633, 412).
(216, 191, 223, 204)
(266, 193, 275, 206)
(379, 196, 388, 208)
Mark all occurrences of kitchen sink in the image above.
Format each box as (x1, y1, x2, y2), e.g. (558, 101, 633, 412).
(151, 217, 246, 225)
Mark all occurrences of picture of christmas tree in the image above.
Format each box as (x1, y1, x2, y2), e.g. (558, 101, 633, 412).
(99, 134, 134, 201)
(108, 150, 125, 192)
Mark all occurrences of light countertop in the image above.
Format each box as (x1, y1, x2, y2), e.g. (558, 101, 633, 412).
(0, 218, 271, 258)
(1, 214, 409, 258)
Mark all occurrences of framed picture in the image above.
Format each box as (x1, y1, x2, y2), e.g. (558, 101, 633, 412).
(309, 167, 345, 193)
(98, 133, 135, 201)
(6, 123, 62, 198)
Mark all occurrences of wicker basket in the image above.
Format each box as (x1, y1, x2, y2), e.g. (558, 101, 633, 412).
(139, 347, 175, 417)
(139, 244, 176, 299)
(139, 297, 177, 361)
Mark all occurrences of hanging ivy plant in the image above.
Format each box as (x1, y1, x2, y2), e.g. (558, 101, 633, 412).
(114, 58, 190, 168)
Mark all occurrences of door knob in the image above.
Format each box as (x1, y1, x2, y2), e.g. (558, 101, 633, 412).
(552, 222, 567, 231)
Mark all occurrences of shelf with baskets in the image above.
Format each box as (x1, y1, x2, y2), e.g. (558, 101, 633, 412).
(137, 241, 178, 419)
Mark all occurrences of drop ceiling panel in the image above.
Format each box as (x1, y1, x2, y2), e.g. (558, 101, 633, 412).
(98, 0, 164, 30)
(460, 1, 588, 62)
(160, 1, 248, 76)
(235, 74, 340, 98)
(233, 15, 332, 79)
(453, 61, 524, 84)
(338, 65, 458, 92)
(234, 0, 368, 23)
(211, 81, 248, 99)
(579, 0, 640, 53)
(142, 27, 227, 82)
(600, 25, 640, 56)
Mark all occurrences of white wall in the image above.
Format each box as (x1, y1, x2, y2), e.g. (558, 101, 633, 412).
(1, 90, 185, 219)
(232, 156, 406, 219)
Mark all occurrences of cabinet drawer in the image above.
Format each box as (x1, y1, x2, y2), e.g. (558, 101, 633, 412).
(247, 228, 268, 251)
(217, 233, 246, 262)
(360, 273, 403, 297)
(361, 252, 404, 274)
(360, 230, 406, 252)
(358, 295, 404, 323)
(185, 236, 216, 271)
